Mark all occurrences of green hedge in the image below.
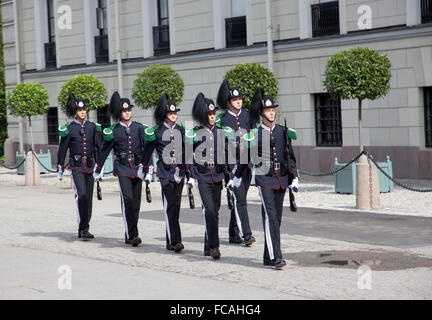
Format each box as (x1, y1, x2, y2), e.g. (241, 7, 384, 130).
(132, 65, 184, 110)
(224, 62, 278, 108)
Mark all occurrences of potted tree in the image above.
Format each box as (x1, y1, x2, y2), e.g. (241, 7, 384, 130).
(324, 47, 392, 208)
(7, 82, 50, 185)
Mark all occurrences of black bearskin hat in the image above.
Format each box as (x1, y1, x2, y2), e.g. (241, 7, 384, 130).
(249, 87, 278, 123)
(216, 80, 242, 110)
(65, 93, 87, 118)
(192, 92, 218, 126)
(154, 93, 181, 125)
(109, 91, 134, 122)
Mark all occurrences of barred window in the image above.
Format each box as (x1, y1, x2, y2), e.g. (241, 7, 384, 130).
(315, 93, 342, 147)
(424, 87, 432, 148)
(311, 1, 340, 37)
(47, 107, 59, 145)
(421, 0, 432, 24)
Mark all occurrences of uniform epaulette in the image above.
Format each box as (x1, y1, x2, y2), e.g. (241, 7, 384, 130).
(143, 124, 159, 141)
(215, 113, 224, 124)
(103, 124, 116, 141)
(242, 128, 259, 148)
(94, 122, 102, 133)
(215, 122, 234, 140)
(185, 126, 201, 144)
(176, 123, 185, 130)
(287, 128, 297, 140)
(58, 122, 72, 138)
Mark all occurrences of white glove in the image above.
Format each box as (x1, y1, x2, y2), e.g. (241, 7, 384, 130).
(57, 166, 63, 181)
(93, 167, 102, 181)
(137, 165, 145, 180)
(144, 173, 152, 183)
(100, 166, 104, 180)
(173, 167, 182, 184)
(186, 177, 195, 189)
(233, 176, 242, 188)
(289, 177, 299, 190)
(226, 179, 234, 189)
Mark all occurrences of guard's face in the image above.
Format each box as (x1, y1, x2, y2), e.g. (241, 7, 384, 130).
(166, 112, 178, 123)
(75, 108, 87, 121)
(207, 111, 216, 126)
(262, 108, 276, 122)
(229, 97, 243, 110)
(121, 109, 132, 122)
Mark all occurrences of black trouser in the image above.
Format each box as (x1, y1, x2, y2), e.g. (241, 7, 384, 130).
(160, 177, 184, 248)
(71, 171, 94, 232)
(229, 167, 252, 239)
(195, 180, 223, 251)
(257, 186, 287, 262)
(117, 175, 142, 240)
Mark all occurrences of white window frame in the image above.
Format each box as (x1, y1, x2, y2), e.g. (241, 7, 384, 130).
(407, 0, 421, 26)
(34, 0, 49, 70)
(213, 0, 252, 50)
(299, 0, 346, 40)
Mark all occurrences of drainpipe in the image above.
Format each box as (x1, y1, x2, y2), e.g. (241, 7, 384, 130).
(114, 0, 123, 95)
(13, 0, 24, 153)
(265, 0, 273, 72)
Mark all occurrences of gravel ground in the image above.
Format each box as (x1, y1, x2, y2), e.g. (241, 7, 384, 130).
(1, 168, 431, 217)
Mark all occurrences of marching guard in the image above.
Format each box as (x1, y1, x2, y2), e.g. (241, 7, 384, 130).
(245, 88, 299, 269)
(93, 92, 150, 247)
(186, 92, 235, 260)
(57, 93, 102, 239)
(216, 80, 256, 246)
(142, 93, 187, 253)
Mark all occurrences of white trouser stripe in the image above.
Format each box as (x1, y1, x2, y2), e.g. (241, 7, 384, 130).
(258, 187, 275, 260)
(195, 181, 208, 239)
(71, 174, 81, 228)
(163, 194, 171, 243)
(232, 190, 244, 237)
(117, 180, 129, 239)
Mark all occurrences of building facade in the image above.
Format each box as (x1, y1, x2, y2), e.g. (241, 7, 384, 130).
(1, 0, 432, 178)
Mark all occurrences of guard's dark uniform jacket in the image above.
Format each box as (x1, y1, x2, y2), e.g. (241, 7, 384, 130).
(142, 122, 187, 181)
(57, 119, 102, 173)
(57, 119, 102, 233)
(95, 121, 146, 178)
(217, 109, 255, 242)
(246, 123, 298, 189)
(142, 122, 187, 250)
(186, 125, 234, 183)
(244, 122, 298, 264)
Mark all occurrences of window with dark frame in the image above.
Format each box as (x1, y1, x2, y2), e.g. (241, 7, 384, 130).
(424, 87, 432, 148)
(225, 16, 247, 48)
(47, 107, 59, 145)
(153, 0, 170, 55)
(44, 0, 56, 68)
(314, 93, 343, 147)
(311, 1, 340, 38)
(97, 105, 111, 131)
(421, 0, 432, 24)
(95, 0, 109, 63)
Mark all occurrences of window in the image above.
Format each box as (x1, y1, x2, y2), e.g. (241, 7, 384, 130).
(424, 87, 432, 148)
(95, 0, 109, 63)
(311, 1, 340, 37)
(315, 93, 342, 147)
(97, 105, 111, 131)
(153, 0, 170, 55)
(47, 107, 59, 145)
(225, 0, 247, 48)
(44, 0, 56, 68)
(421, 0, 432, 24)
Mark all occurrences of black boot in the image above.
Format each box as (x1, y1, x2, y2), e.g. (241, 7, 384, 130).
(78, 229, 94, 240)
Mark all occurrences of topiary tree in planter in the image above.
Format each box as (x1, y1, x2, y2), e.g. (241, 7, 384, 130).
(224, 62, 278, 108)
(58, 74, 108, 117)
(7, 82, 50, 152)
(323, 47, 391, 151)
(132, 64, 184, 110)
